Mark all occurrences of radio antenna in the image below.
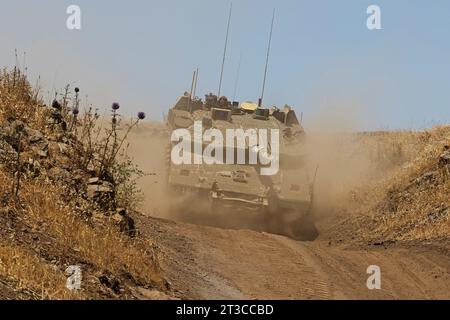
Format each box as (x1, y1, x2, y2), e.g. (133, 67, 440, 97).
(193, 67, 199, 98)
(218, 3, 232, 97)
(188, 69, 196, 113)
(259, 8, 275, 107)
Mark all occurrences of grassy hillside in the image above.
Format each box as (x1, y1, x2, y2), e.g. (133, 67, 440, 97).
(326, 126, 450, 244)
(0, 67, 167, 299)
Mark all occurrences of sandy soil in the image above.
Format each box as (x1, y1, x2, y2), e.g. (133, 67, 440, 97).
(133, 213, 450, 300)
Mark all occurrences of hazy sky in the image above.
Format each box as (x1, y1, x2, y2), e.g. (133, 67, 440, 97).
(1, 0, 449, 130)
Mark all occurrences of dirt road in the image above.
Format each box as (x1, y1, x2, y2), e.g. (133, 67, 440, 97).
(135, 214, 450, 300)
(125, 124, 450, 300)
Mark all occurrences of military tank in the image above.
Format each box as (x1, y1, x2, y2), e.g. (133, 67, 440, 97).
(165, 92, 318, 240)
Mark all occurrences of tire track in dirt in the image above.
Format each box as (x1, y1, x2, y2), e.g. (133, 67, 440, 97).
(135, 214, 450, 300)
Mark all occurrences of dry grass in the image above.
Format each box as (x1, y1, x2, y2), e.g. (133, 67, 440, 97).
(334, 126, 450, 243)
(0, 170, 163, 298)
(0, 67, 47, 130)
(0, 242, 83, 300)
(372, 126, 450, 241)
(24, 180, 162, 285)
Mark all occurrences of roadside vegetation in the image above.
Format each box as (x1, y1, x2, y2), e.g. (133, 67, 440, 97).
(0, 66, 164, 299)
(327, 126, 450, 243)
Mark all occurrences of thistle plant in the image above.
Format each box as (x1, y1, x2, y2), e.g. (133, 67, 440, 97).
(76, 106, 100, 171)
(85, 103, 146, 209)
(69, 87, 80, 133)
(98, 103, 146, 180)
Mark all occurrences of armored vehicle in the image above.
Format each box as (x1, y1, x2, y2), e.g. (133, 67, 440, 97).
(165, 92, 318, 240)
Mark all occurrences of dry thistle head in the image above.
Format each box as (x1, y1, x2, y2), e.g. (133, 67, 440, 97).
(137, 112, 146, 120)
(111, 102, 120, 111)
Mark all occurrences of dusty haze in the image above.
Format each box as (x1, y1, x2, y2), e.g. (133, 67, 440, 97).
(125, 107, 419, 230)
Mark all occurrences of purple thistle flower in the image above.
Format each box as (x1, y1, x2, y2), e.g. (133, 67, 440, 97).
(112, 102, 120, 110)
(137, 112, 146, 120)
(72, 108, 79, 115)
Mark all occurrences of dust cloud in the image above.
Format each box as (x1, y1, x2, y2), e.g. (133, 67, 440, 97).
(304, 102, 374, 219)
(303, 101, 410, 221)
(125, 121, 171, 218)
(127, 103, 402, 229)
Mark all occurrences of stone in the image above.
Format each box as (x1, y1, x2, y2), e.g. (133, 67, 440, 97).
(86, 162, 96, 174)
(87, 180, 115, 210)
(117, 215, 136, 237)
(26, 129, 44, 144)
(439, 150, 450, 166)
(33, 146, 48, 158)
(58, 143, 69, 154)
(48, 167, 71, 181)
(98, 275, 121, 294)
(134, 287, 177, 300)
(87, 182, 113, 195)
(88, 177, 100, 185)
(0, 140, 17, 163)
(10, 120, 25, 134)
(116, 208, 127, 216)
